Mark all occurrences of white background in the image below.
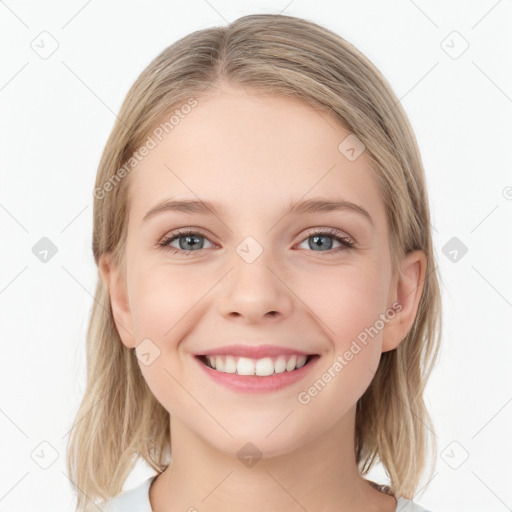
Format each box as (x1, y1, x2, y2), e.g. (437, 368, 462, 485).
(1, 1, 511, 511)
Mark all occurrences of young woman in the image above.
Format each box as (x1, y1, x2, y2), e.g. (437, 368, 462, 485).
(67, 13, 442, 512)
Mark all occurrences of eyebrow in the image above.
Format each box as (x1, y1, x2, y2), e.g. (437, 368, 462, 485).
(142, 197, 374, 227)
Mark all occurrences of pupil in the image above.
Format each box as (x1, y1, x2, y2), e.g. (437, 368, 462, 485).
(311, 235, 332, 251)
(181, 235, 202, 250)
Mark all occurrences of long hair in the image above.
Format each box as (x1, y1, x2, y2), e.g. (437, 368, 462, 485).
(66, 13, 442, 510)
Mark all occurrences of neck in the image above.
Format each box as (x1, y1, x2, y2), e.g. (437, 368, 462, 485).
(149, 405, 397, 512)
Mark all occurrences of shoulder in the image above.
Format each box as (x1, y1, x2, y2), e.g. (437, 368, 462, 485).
(90, 476, 433, 512)
(93, 476, 157, 512)
(366, 481, 433, 512)
(396, 497, 434, 512)
(367, 481, 433, 512)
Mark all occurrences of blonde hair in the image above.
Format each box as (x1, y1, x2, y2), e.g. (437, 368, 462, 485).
(66, 13, 442, 510)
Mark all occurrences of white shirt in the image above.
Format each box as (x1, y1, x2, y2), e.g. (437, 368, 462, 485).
(97, 476, 433, 512)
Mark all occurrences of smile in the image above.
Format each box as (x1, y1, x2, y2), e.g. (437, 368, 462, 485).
(194, 353, 320, 393)
(197, 354, 315, 376)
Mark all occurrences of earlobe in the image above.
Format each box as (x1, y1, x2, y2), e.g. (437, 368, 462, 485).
(381, 250, 427, 352)
(98, 253, 136, 349)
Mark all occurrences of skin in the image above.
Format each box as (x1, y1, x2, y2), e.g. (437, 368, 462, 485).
(100, 83, 426, 512)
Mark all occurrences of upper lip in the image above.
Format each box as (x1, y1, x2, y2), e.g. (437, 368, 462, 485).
(196, 344, 314, 359)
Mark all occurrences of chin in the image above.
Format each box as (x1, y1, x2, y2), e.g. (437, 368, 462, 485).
(203, 419, 314, 461)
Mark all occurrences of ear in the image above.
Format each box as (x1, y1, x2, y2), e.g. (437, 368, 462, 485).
(98, 252, 136, 349)
(381, 250, 427, 352)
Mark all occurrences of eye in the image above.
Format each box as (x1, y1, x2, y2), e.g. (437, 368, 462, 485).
(158, 229, 214, 255)
(158, 227, 354, 256)
(296, 228, 355, 253)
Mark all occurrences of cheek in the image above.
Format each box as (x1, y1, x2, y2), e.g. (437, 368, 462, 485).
(129, 263, 204, 341)
(128, 262, 213, 408)
(295, 264, 391, 417)
(129, 266, 199, 413)
(137, 356, 183, 416)
(296, 260, 390, 346)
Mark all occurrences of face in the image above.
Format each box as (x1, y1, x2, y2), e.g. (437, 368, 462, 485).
(102, 84, 423, 460)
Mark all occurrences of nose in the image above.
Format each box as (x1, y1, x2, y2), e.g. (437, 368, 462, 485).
(216, 247, 293, 324)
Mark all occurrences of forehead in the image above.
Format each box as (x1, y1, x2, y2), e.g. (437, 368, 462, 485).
(127, 86, 386, 227)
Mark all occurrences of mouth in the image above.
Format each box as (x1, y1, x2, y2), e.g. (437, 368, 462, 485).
(196, 353, 319, 376)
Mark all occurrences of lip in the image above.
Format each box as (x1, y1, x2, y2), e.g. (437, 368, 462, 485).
(193, 353, 320, 394)
(196, 344, 311, 359)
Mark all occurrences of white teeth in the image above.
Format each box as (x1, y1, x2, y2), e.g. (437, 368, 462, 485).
(296, 355, 307, 369)
(286, 355, 297, 372)
(237, 357, 255, 376)
(224, 356, 237, 373)
(255, 357, 274, 376)
(215, 357, 225, 372)
(204, 354, 310, 375)
(274, 356, 287, 374)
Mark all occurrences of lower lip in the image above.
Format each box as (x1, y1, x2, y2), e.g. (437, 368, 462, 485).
(194, 355, 319, 393)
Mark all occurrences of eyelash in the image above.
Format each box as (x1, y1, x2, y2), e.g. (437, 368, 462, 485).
(157, 227, 355, 256)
